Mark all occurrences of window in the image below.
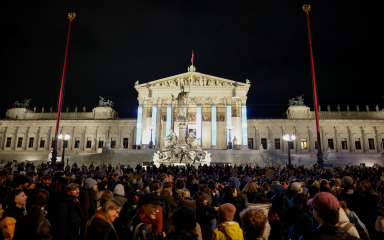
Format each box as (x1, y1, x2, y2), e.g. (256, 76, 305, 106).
(301, 139, 307, 150)
(123, 138, 129, 148)
(355, 138, 361, 150)
(28, 137, 34, 148)
(40, 137, 45, 148)
(261, 138, 267, 149)
(110, 138, 116, 148)
(368, 138, 375, 150)
(328, 139, 334, 150)
(17, 137, 23, 148)
(314, 141, 318, 150)
(74, 137, 80, 148)
(86, 138, 92, 148)
(98, 138, 104, 148)
(248, 138, 253, 150)
(274, 138, 280, 149)
(341, 138, 348, 150)
(6, 137, 12, 148)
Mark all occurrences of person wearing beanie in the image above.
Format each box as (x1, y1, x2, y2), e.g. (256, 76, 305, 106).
(288, 182, 303, 208)
(339, 176, 355, 205)
(81, 178, 98, 223)
(299, 192, 359, 240)
(211, 203, 244, 240)
(113, 183, 128, 207)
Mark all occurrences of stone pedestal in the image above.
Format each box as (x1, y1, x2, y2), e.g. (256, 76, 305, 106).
(178, 123, 187, 143)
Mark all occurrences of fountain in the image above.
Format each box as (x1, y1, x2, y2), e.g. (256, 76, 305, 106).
(153, 86, 211, 166)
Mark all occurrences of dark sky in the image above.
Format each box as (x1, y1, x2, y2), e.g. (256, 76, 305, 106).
(0, 0, 380, 119)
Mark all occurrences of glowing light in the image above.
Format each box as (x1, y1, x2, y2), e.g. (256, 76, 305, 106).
(151, 106, 157, 145)
(211, 106, 216, 146)
(226, 106, 232, 144)
(135, 106, 143, 145)
(196, 106, 202, 145)
(166, 106, 172, 137)
(241, 106, 248, 145)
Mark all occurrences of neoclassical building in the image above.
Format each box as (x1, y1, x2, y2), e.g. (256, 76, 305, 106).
(1, 65, 383, 166)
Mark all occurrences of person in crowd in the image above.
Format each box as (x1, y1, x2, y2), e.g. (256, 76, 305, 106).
(160, 181, 177, 223)
(193, 191, 217, 240)
(26, 189, 52, 240)
(211, 203, 243, 240)
(299, 192, 359, 240)
(56, 183, 83, 240)
(288, 182, 303, 208)
(242, 181, 259, 204)
(86, 199, 122, 240)
(128, 193, 162, 240)
(0, 189, 28, 240)
(113, 183, 127, 207)
(287, 194, 312, 240)
(220, 186, 247, 224)
(165, 207, 199, 240)
(240, 207, 268, 240)
(81, 178, 98, 223)
(319, 180, 336, 197)
(339, 200, 369, 239)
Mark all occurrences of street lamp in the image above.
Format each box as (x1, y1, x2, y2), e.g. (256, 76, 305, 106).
(149, 126, 154, 149)
(283, 134, 296, 168)
(226, 126, 233, 149)
(58, 133, 70, 166)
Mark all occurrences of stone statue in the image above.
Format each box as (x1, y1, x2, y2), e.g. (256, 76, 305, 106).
(337, 104, 340, 112)
(33, 106, 36, 113)
(246, 79, 250, 84)
(347, 105, 350, 112)
(135, 80, 139, 85)
(366, 105, 369, 112)
(376, 105, 379, 112)
(327, 105, 331, 111)
(288, 95, 304, 106)
(41, 106, 45, 113)
(50, 107, 53, 113)
(75, 106, 78, 112)
(98, 96, 114, 107)
(356, 104, 360, 111)
(233, 136, 237, 146)
(13, 99, 31, 108)
(176, 86, 188, 121)
(66, 106, 69, 112)
(259, 144, 264, 150)
(83, 106, 86, 112)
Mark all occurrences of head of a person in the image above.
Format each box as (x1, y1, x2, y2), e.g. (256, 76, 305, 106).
(339, 200, 348, 211)
(307, 192, 340, 226)
(342, 176, 353, 189)
(99, 190, 114, 207)
(181, 189, 191, 198)
(149, 180, 162, 194)
(41, 174, 52, 186)
(9, 189, 28, 208)
(358, 180, 373, 193)
(177, 197, 196, 211)
(240, 207, 268, 239)
(138, 193, 160, 220)
(30, 189, 49, 208)
(291, 193, 309, 212)
(175, 178, 185, 190)
(172, 207, 197, 233)
(291, 182, 303, 194)
(162, 181, 172, 192)
(243, 181, 258, 193)
(12, 175, 30, 190)
(99, 199, 122, 223)
(67, 183, 80, 198)
(113, 184, 125, 197)
(320, 180, 330, 190)
(192, 191, 207, 209)
(84, 178, 98, 191)
(218, 203, 236, 223)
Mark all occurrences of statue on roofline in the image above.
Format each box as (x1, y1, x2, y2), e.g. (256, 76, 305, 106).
(98, 96, 114, 107)
(13, 99, 31, 108)
(288, 94, 305, 106)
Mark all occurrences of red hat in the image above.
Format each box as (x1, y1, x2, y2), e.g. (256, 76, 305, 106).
(218, 203, 236, 221)
(307, 192, 340, 213)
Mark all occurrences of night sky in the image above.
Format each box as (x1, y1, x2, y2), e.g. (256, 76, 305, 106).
(1, 0, 380, 119)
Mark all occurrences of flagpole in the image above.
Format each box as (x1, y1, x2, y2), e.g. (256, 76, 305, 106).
(302, 5, 323, 166)
(51, 13, 76, 166)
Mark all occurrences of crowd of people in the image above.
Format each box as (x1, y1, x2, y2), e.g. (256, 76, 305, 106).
(0, 160, 383, 240)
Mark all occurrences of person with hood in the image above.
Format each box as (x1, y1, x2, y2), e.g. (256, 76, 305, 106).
(211, 203, 243, 240)
(269, 184, 288, 240)
(26, 189, 52, 240)
(86, 199, 122, 240)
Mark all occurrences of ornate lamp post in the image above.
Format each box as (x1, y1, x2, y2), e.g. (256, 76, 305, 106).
(302, 4, 323, 166)
(51, 13, 76, 165)
(149, 126, 154, 149)
(58, 133, 70, 165)
(283, 134, 296, 168)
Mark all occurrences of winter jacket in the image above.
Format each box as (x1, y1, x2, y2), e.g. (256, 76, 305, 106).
(211, 221, 244, 240)
(298, 225, 360, 240)
(55, 196, 83, 240)
(160, 189, 177, 219)
(338, 208, 360, 238)
(0, 206, 28, 240)
(128, 211, 158, 240)
(86, 213, 118, 240)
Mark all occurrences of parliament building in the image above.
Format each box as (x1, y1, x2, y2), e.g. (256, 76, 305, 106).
(1, 65, 383, 167)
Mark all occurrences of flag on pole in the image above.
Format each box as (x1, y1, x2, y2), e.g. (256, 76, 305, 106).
(191, 50, 194, 65)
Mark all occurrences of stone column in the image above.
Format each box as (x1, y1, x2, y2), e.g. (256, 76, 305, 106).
(81, 127, 86, 151)
(1, 127, 7, 150)
(47, 127, 52, 151)
(254, 127, 259, 150)
(294, 126, 298, 152)
(348, 126, 354, 152)
(34, 127, 40, 151)
(307, 127, 312, 152)
(69, 126, 75, 151)
(12, 127, 18, 150)
(93, 127, 98, 151)
(281, 126, 285, 152)
(374, 126, 381, 153)
(334, 126, 339, 153)
(117, 128, 122, 149)
(23, 127, 29, 150)
(361, 126, 366, 153)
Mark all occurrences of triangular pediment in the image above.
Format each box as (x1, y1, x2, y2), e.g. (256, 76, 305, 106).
(134, 70, 250, 90)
